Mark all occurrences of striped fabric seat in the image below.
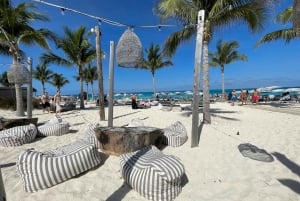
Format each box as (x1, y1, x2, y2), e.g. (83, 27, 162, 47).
(16, 139, 102, 192)
(0, 124, 37, 147)
(81, 123, 101, 149)
(163, 121, 188, 147)
(37, 122, 70, 137)
(120, 145, 185, 201)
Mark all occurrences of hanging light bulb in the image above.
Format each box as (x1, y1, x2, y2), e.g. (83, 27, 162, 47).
(61, 8, 65, 15)
(98, 19, 102, 25)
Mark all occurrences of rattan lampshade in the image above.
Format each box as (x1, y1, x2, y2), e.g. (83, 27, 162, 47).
(116, 29, 143, 68)
(7, 63, 31, 84)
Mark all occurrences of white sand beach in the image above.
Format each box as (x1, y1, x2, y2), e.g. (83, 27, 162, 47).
(1, 102, 300, 201)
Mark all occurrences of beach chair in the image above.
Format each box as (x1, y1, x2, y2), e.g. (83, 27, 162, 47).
(163, 121, 188, 147)
(16, 139, 102, 192)
(0, 124, 37, 147)
(37, 116, 70, 137)
(120, 145, 185, 201)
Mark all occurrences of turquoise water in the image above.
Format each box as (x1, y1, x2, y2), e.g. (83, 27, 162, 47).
(74, 86, 300, 101)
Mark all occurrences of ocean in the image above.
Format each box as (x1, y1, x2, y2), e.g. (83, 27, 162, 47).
(74, 86, 300, 101)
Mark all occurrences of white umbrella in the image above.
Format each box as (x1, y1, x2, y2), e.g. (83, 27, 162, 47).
(284, 88, 300, 92)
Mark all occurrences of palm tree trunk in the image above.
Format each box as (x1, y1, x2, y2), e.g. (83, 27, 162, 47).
(221, 67, 225, 101)
(202, 40, 211, 124)
(86, 82, 89, 102)
(13, 57, 24, 116)
(79, 77, 84, 109)
(152, 75, 156, 97)
(91, 82, 95, 101)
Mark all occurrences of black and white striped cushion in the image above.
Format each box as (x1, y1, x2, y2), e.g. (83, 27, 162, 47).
(81, 123, 101, 149)
(37, 122, 70, 137)
(47, 116, 63, 124)
(120, 145, 185, 201)
(0, 124, 37, 147)
(16, 139, 102, 192)
(163, 121, 188, 147)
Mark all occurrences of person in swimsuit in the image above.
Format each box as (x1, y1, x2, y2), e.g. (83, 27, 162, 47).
(41, 92, 50, 113)
(252, 88, 260, 104)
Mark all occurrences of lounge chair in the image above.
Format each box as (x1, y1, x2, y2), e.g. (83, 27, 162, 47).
(163, 121, 188, 147)
(37, 116, 70, 137)
(0, 124, 37, 147)
(16, 139, 102, 192)
(120, 145, 185, 201)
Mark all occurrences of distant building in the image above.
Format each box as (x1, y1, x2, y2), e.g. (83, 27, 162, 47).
(0, 84, 28, 99)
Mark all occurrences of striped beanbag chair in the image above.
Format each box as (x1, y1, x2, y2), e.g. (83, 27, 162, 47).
(37, 122, 70, 137)
(81, 123, 101, 149)
(120, 145, 185, 201)
(16, 139, 102, 192)
(0, 124, 37, 147)
(37, 116, 70, 137)
(163, 121, 188, 147)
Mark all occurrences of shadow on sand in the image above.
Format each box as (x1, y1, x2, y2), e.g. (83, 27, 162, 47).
(272, 152, 300, 195)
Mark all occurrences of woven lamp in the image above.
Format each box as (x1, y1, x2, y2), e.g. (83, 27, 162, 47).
(7, 63, 31, 84)
(116, 29, 143, 68)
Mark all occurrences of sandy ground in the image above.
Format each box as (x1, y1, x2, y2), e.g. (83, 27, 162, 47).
(1, 101, 300, 201)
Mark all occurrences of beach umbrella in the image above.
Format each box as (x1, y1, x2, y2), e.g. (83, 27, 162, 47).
(272, 88, 285, 93)
(116, 29, 143, 68)
(284, 88, 300, 92)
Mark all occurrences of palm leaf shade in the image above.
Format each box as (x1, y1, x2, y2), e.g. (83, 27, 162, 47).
(116, 29, 143, 68)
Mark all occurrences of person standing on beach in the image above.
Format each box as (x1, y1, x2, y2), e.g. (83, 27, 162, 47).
(240, 89, 248, 105)
(252, 89, 260, 104)
(54, 90, 62, 115)
(231, 90, 237, 106)
(41, 92, 50, 113)
(131, 94, 138, 109)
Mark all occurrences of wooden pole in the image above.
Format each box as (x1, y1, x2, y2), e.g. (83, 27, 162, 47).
(108, 41, 115, 127)
(27, 57, 32, 119)
(95, 26, 105, 121)
(191, 10, 205, 147)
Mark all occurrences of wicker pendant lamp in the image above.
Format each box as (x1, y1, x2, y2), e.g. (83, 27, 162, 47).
(7, 63, 31, 84)
(116, 28, 143, 68)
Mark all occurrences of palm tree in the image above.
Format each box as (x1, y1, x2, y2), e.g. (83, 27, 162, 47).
(87, 65, 97, 101)
(156, 0, 271, 124)
(0, 1, 56, 116)
(50, 73, 69, 91)
(257, 6, 299, 45)
(142, 43, 173, 96)
(32, 63, 54, 94)
(40, 26, 96, 109)
(0, 71, 9, 87)
(83, 64, 97, 101)
(209, 40, 247, 100)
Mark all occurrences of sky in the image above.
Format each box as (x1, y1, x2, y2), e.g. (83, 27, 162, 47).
(0, 0, 299, 96)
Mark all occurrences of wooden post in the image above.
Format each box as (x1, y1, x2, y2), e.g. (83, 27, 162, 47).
(27, 57, 32, 119)
(191, 10, 205, 147)
(108, 41, 115, 127)
(95, 26, 105, 121)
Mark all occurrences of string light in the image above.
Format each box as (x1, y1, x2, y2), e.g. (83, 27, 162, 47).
(60, 8, 65, 15)
(33, 0, 184, 30)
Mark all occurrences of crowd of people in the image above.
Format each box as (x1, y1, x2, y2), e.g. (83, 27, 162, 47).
(40, 90, 63, 115)
(226, 89, 260, 106)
